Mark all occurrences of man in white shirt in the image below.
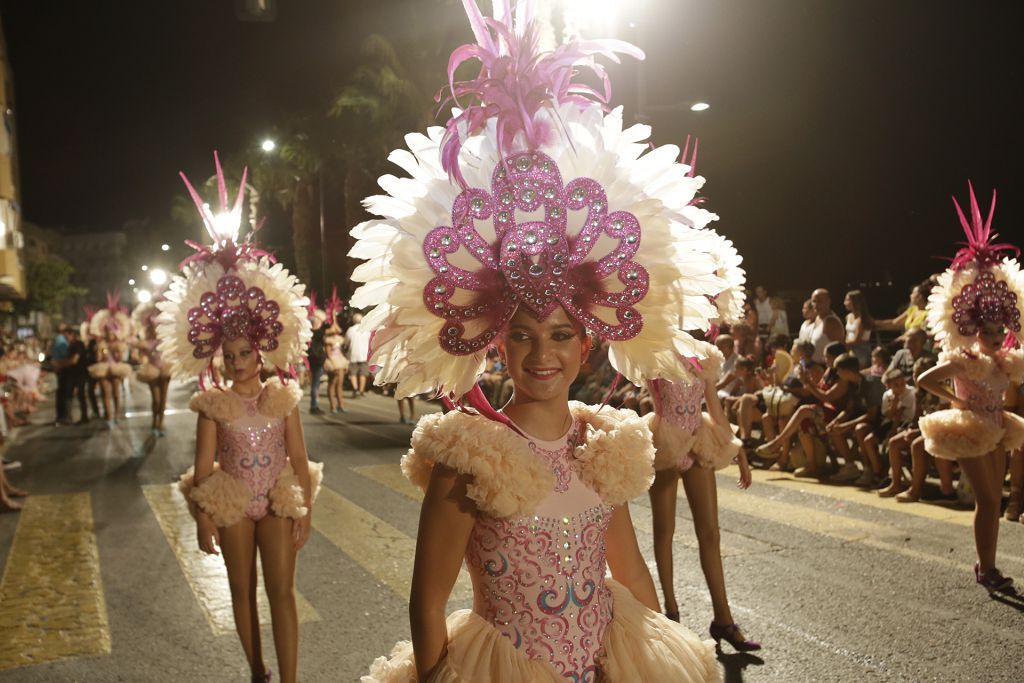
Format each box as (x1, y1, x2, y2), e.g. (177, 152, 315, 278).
(753, 285, 773, 337)
(796, 299, 816, 345)
(345, 313, 373, 397)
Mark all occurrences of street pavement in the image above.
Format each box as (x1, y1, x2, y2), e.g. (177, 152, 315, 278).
(1, 378, 1022, 682)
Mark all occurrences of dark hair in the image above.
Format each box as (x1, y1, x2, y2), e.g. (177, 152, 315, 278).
(767, 334, 791, 352)
(795, 341, 815, 358)
(845, 290, 874, 330)
(825, 341, 847, 359)
(736, 357, 756, 371)
(834, 353, 861, 373)
(883, 368, 905, 384)
(870, 345, 891, 364)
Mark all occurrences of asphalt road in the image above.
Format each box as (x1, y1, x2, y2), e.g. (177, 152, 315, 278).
(1, 378, 1022, 682)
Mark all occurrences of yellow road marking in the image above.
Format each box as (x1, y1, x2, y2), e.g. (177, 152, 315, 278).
(0, 493, 110, 670)
(733, 465, 974, 527)
(336, 468, 472, 600)
(142, 484, 320, 636)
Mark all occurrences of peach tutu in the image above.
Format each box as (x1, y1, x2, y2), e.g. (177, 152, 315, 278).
(363, 579, 720, 683)
(919, 409, 1024, 460)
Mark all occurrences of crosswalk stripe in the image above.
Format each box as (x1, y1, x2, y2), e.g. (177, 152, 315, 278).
(142, 484, 320, 637)
(0, 493, 111, 671)
(735, 465, 973, 527)
(311, 485, 473, 602)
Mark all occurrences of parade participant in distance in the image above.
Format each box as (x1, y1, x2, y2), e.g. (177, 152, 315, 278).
(643, 148, 760, 651)
(918, 183, 1024, 594)
(160, 155, 321, 683)
(352, 4, 723, 681)
(133, 297, 172, 435)
(322, 287, 348, 413)
(87, 293, 134, 427)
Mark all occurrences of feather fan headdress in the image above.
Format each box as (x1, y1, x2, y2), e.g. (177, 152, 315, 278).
(349, 0, 742, 399)
(928, 182, 1023, 350)
(156, 153, 312, 382)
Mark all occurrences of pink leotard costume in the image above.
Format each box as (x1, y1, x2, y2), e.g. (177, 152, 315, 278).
(365, 403, 719, 683)
(178, 378, 323, 528)
(646, 348, 742, 473)
(919, 346, 1024, 460)
(136, 339, 171, 383)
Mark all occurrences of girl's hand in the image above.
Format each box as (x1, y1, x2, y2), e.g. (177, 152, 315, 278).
(736, 452, 752, 490)
(197, 515, 220, 555)
(292, 513, 312, 550)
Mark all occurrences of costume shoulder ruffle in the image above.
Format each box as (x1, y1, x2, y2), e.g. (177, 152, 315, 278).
(189, 378, 302, 422)
(402, 403, 654, 518)
(258, 377, 302, 418)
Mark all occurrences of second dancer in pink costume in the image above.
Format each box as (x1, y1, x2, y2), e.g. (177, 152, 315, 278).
(918, 183, 1024, 594)
(161, 155, 322, 683)
(133, 297, 172, 435)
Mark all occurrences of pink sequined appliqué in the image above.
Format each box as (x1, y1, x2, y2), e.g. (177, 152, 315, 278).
(466, 422, 614, 681)
(651, 378, 703, 433)
(217, 393, 288, 520)
(954, 370, 1009, 426)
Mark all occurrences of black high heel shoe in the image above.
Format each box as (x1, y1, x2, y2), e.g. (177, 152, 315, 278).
(251, 669, 272, 683)
(710, 622, 762, 652)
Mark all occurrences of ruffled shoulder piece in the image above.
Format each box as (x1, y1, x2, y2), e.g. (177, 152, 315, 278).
(402, 411, 554, 519)
(939, 345, 996, 382)
(189, 388, 243, 423)
(997, 347, 1024, 384)
(570, 402, 656, 506)
(258, 377, 302, 419)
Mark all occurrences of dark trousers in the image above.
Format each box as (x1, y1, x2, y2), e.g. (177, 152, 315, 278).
(310, 363, 325, 410)
(86, 377, 102, 418)
(69, 374, 89, 422)
(55, 369, 72, 421)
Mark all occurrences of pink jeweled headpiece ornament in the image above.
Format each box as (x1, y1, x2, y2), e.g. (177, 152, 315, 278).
(424, 149, 645, 354)
(948, 183, 1021, 341)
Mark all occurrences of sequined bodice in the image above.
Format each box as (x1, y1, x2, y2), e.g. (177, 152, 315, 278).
(650, 378, 703, 433)
(217, 391, 288, 520)
(466, 420, 615, 680)
(954, 370, 1009, 425)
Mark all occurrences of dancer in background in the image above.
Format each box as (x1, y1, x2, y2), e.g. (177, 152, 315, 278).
(87, 294, 134, 427)
(133, 298, 172, 435)
(917, 183, 1024, 594)
(161, 155, 322, 683)
(322, 287, 348, 413)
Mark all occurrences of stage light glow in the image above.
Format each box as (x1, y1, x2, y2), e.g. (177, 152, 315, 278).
(690, 102, 710, 112)
(137, 289, 153, 303)
(149, 268, 168, 286)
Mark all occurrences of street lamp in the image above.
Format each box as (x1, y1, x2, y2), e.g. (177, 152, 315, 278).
(137, 289, 152, 303)
(690, 102, 711, 112)
(161, 243, 170, 252)
(149, 268, 168, 287)
(128, 278, 135, 286)
(141, 264, 149, 272)
(261, 138, 276, 153)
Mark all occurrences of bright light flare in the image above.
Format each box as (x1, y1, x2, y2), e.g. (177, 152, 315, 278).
(261, 139, 276, 152)
(161, 243, 170, 252)
(690, 102, 710, 112)
(128, 278, 135, 286)
(141, 264, 149, 272)
(137, 289, 153, 303)
(149, 268, 168, 286)
(201, 202, 242, 245)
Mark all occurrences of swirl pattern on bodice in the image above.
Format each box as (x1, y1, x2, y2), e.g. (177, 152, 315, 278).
(217, 392, 288, 520)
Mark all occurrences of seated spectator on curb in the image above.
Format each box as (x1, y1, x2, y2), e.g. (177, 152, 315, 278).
(722, 357, 765, 418)
(864, 346, 890, 378)
(887, 327, 931, 385)
(867, 369, 917, 496)
(875, 279, 933, 342)
(796, 298, 816, 345)
(756, 341, 849, 477)
(714, 335, 739, 397)
(843, 289, 874, 368)
(735, 334, 793, 449)
(731, 322, 758, 359)
(809, 288, 846, 364)
(825, 354, 886, 487)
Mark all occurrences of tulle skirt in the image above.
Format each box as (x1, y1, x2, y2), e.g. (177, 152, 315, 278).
(88, 362, 133, 380)
(363, 579, 720, 683)
(649, 413, 741, 473)
(919, 409, 1024, 460)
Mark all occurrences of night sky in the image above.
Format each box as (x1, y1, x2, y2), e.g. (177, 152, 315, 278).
(2, 0, 1022, 314)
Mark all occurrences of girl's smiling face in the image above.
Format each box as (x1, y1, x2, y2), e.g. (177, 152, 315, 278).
(499, 306, 588, 404)
(222, 337, 261, 383)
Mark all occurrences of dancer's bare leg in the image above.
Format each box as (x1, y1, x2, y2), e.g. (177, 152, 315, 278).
(648, 467, 681, 617)
(681, 465, 736, 626)
(219, 519, 267, 678)
(257, 515, 299, 683)
(958, 449, 1007, 572)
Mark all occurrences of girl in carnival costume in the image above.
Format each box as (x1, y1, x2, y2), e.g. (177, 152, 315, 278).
(87, 293, 134, 426)
(160, 154, 322, 682)
(354, 3, 727, 680)
(133, 296, 172, 435)
(322, 287, 349, 413)
(644, 140, 759, 650)
(918, 183, 1024, 594)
